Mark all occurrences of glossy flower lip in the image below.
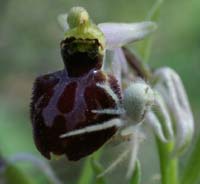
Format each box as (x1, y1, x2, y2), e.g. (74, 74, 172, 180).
(58, 7, 157, 51)
(31, 70, 122, 161)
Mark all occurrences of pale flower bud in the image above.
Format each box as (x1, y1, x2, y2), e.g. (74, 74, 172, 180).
(154, 67, 194, 155)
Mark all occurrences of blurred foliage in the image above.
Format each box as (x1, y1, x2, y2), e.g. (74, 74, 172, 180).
(0, 0, 199, 184)
(4, 164, 37, 184)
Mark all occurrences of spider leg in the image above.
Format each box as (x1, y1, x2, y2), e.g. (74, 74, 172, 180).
(97, 149, 130, 178)
(59, 118, 123, 138)
(126, 127, 141, 179)
(98, 125, 144, 178)
(107, 124, 139, 145)
(92, 108, 125, 115)
(96, 83, 120, 106)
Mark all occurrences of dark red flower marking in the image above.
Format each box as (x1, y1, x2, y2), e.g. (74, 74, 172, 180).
(30, 37, 122, 161)
(57, 82, 77, 113)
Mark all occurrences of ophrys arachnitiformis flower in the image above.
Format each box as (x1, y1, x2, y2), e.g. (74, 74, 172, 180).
(31, 6, 156, 164)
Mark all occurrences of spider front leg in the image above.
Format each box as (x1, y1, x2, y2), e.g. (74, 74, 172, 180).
(91, 108, 125, 116)
(90, 82, 124, 116)
(122, 125, 144, 178)
(59, 118, 123, 138)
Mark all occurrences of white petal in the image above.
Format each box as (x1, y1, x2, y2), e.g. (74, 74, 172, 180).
(103, 48, 129, 88)
(57, 13, 69, 31)
(110, 48, 129, 86)
(98, 21, 157, 50)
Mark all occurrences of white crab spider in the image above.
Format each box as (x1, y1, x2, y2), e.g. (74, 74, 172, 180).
(60, 80, 155, 138)
(60, 78, 155, 178)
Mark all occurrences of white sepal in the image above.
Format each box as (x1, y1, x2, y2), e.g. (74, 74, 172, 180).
(57, 13, 69, 31)
(98, 21, 157, 50)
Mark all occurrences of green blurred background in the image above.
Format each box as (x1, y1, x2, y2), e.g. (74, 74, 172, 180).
(0, 0, 199, 183)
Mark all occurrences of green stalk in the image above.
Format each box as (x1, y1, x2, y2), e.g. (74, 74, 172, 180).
(181, 133, 200, 184)
(156, 139, 179, 184)
(77, 158, 93, 184)
(77, 149, 103, 184)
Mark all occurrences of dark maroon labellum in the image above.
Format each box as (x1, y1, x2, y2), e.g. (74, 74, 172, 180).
(30, 37, 122, 161)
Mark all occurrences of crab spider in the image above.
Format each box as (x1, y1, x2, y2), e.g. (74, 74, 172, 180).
(60, 78, 155, 178)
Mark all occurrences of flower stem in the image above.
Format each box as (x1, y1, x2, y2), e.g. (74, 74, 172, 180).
(156, 138, 179, 184)
(77, 149, 103, 184)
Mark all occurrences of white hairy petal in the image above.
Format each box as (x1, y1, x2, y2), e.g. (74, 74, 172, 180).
(154, 67, 194, 154)
(98, 21, 157, 50)
(112, 48, 129, 75)
(57, 13, 69, 31)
